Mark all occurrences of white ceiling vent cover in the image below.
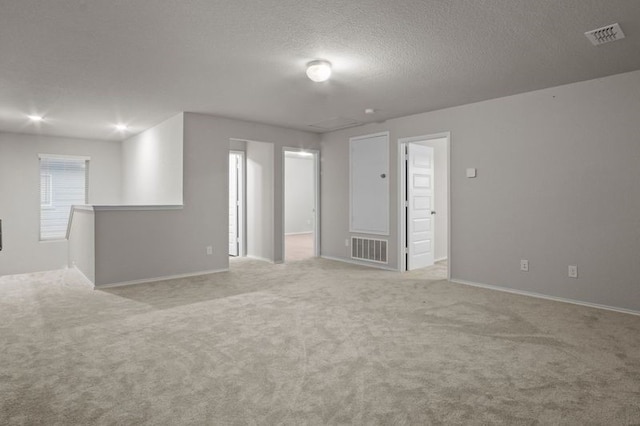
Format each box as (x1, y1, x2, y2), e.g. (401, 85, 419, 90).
(309, 117, 361, 132)
(585, 23, 625, 46)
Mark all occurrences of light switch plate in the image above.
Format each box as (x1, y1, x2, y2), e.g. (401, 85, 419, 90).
(466, 168, 477, 178)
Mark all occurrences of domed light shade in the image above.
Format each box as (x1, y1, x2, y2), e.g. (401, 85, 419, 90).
(306, 60, 332, 82)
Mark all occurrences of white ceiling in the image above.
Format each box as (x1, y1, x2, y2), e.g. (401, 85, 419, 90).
(1, 0, 640, 140)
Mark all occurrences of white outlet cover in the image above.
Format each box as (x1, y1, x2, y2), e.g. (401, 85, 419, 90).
(466, 168, 477, 178)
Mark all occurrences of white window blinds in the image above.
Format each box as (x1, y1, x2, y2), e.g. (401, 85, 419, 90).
(39, 155, 89, 240)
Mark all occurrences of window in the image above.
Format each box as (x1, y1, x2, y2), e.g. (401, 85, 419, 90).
(39, 155, 89, 240)
(40, 174, 52, 207)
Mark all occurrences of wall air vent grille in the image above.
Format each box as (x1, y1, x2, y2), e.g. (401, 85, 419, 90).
(351, 237, 388, 264)
(585, 23, 625, 46)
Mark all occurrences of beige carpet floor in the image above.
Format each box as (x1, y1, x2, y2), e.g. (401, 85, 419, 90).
(285, 233, 314, 262)
(1, 258, 639, 425)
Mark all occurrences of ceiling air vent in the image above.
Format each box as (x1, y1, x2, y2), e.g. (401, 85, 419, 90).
(308, 117, 361, 132)
(585, 23, 625, 46)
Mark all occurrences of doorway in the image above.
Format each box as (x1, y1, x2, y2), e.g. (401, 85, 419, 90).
(229, 151, 244, 257)
(398, 133, 450, 277)
(283, 148, 319, 262)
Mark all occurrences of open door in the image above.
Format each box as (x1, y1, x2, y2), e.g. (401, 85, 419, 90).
(229, 152, 243, 256)
(283, 149, 319, 262)
(407, 143, 435, 270)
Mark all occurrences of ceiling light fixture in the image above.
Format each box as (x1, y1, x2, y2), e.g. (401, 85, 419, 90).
(28, 115, 44, 122)
(306, 60, 332, 82)
(115, 124, 128, 132)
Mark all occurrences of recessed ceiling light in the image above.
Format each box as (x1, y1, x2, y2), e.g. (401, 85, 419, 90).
(115, 124, 128, 131)
(306, 60, 332, 82)
(365, 108, 376, 114)
(28, 115, 44, 122)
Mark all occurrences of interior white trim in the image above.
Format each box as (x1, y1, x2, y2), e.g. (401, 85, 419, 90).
(95, 268, 229, 289)
(397, 132, 451, 280)
(285, 231, 313, 236)
(451, 278, 640, 317)
(70, 265, 95, 289)
(38, 153, 91, 161)
(321, 254, 397, 272)
(92, 205, 184, 211)
(246, 255, 275, 263)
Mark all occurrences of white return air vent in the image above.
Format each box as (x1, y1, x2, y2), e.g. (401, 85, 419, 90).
(309, 117, 362, 132)
(585, 23, 625, 46)
(351, 237, 388, 264)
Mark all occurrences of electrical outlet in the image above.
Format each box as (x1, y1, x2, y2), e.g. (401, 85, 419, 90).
(520, 259, 529, 272)
(568, 265, 578, 278)
(345, 238, 349, 247)
(206, 246, 213, 255)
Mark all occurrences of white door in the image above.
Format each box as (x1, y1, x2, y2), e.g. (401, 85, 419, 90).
(229, 153, 239, 256)
(407, 143, 435, 270)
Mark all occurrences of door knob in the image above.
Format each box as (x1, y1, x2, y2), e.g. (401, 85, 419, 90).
(431, 211, 436, 215)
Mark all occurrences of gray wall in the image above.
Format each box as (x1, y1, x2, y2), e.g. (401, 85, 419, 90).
(0, 132, 121, 275)
(284, 155, 315, 235)
(229, 139, 247, 151)
(122, 113, 184, 205)
(246, 141, 274, 261)
(321, 69, 640, 312)
(68, 208, 95, 282)
(94, 113, 319, 285)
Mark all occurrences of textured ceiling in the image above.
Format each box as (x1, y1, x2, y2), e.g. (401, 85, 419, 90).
(1, 0, 640, 140)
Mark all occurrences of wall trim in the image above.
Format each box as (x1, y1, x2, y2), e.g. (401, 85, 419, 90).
(95, 268, 229, 289)
(93, 205, 184, 211)
(70, 266, 95, 289)
(450, 278, 640, 317)
(245, 255, 274, 263)
(284, 231, 313, 236)
(435, 257, 448, 262)
(321, 255, 398, 271)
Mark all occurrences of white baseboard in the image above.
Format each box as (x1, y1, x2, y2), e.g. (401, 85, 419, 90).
(71, 265, 95, 289)
(285, 231, 313, 236)
(435, 257, 448, 262)
(96, 268, 229, 289)
(320, 255, 398, 272)
(450, 278, 640, 317)
(245, 255, 274, 263)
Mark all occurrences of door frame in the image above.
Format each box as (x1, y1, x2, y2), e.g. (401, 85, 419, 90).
(398, 132, 451, 278)
(282, 147, 321, 259)
(230, 150, 245, 257)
